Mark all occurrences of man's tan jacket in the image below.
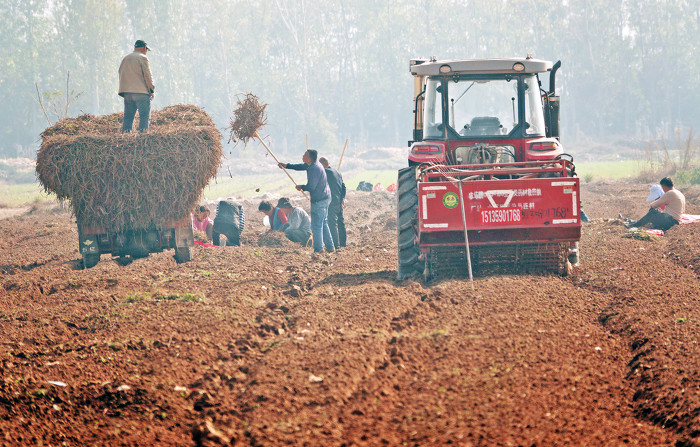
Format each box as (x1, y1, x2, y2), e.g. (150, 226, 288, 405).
(118, 51, 154, 96)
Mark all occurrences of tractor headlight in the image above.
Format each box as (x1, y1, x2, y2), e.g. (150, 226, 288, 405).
(439, 64, 452, 74)
(512, 62, 525, 72)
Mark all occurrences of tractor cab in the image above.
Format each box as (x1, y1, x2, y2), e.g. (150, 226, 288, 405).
(408, 57, 562, 165)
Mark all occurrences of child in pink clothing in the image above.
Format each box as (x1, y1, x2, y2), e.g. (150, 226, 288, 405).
(192, 205, 213, 241)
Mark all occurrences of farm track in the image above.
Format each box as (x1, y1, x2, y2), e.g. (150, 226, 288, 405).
(0, 183, 699, 446)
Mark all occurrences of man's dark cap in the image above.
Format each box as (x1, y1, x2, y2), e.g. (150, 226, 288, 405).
(134, 40, 151, 51)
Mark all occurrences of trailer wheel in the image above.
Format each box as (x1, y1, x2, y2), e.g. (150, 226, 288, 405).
(173, 246, 192, 264)
(82, 253, 100, 269)
(397, 166, 422, 279)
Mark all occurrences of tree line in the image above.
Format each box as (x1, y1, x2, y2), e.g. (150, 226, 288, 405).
(1, 0, 698, 158)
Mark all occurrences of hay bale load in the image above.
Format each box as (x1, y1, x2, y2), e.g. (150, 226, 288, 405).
(36, 105, 222, 231)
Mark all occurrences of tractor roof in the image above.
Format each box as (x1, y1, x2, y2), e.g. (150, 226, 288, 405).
(410, 58, 553, 76)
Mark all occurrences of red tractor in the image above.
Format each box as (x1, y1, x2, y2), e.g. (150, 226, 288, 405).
(398, 57, 580, 280)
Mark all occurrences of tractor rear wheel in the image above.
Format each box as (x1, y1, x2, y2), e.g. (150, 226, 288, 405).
(397, 166, 422, 279)
(173, 246, 192, 264)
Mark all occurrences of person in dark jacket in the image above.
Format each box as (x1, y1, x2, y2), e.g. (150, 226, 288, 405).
(278, 149, 334, 253)
(213, 197, 245, 246)
(319, 157, 346, 248)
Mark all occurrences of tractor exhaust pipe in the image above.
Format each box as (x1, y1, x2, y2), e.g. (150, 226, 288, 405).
(549, 60, 561, 95)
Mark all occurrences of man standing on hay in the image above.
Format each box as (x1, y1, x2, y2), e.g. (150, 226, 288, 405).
(118, 40, 155, 133)
(279, 149, 335, 253)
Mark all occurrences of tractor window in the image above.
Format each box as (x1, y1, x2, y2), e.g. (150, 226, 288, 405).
(423, 79, 444, 139)
(524, 75, 545, 136)
(448, 78, 515, 137)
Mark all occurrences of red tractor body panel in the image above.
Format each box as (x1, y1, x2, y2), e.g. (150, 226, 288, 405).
(418, 175, 580, 247)
(415, 161, 580, 249)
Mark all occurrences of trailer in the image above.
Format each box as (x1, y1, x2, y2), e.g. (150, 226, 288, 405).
(77, 217, 194, 269)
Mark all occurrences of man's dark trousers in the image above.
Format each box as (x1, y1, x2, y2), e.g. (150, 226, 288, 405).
(632, 208, 678, 231)
(327, 201, 346, 248)
(213, 222, 240, 246)
(122, 93, 151, 132)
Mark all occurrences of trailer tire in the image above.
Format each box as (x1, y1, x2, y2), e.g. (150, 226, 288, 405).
(397, 166, 422, 279)
(174, 246, 192, 264)
(82, 253, 100, 269)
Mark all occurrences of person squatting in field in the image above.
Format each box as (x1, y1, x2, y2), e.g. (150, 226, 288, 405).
(278, 149, 335, 253)
(276, 198, 312, 246)
(258, 200, 288, 231)
(621, 177, 685, 231)
(118, 40, 155, 132)
(192, 205, 213, 241)
(213, 197, 245, 246)
(319, 157, 347, 248)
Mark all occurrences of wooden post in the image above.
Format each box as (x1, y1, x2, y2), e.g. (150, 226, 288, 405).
(254, 131, 309, 200)
(337, 138, 349, 170)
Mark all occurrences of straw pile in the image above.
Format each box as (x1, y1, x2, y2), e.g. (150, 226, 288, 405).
(36, 105, 222, 231)
(228, 93, 267, 144)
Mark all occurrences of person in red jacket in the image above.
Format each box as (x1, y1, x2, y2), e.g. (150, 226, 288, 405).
(258, 200, 287, 231)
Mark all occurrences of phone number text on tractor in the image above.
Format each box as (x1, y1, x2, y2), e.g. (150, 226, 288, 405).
(480, 208, 522, 224)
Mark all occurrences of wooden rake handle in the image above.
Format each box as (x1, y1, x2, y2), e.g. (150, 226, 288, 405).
(337, 138, 349, 170)
(254, 131, 309, 200)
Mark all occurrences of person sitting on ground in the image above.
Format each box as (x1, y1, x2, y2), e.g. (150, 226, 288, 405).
(213, 197, 245, 246)
(277, 198, 311, 246)
(192, 205, 213, 241)
(319, 157, 347, 248)
(621, 177, 685, 231)
(258, 200, 287, 231)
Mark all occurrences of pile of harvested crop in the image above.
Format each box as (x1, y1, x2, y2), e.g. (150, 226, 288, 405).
(228, 93, 267, 144)
(622, 229, 658, 241)
(36, 105, 222, 231)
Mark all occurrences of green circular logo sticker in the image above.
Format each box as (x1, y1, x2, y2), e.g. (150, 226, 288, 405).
(442, 192, 459, 209)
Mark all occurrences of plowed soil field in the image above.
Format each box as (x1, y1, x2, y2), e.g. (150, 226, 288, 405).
(1, 180, 699, 446)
